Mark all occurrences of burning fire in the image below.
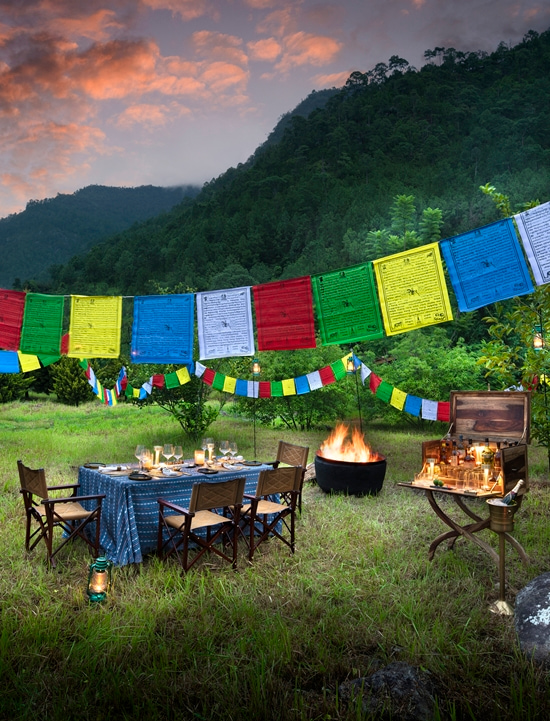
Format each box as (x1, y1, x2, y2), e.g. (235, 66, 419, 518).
(318, 423, 381, 463)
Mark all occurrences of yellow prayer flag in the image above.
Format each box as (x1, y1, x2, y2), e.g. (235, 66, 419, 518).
(373, 243, 453, 336)
(17, 351, 41, 372)
(390, 387, 407, 411)
(111, 394, 117, 407)
(95, 382, 104, 400)
(223, 375, 237, 393)
(176, 367, 191, 385)
(133, 388, 140, 398)
(68, 295, 122, 358)
(282, 378, 296, 396)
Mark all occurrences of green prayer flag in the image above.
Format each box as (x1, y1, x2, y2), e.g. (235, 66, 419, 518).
(164, 372, 180, 389)
(19, 293, 65, 356)
(38, 354, 61, 367)
(312, 263, 384, 346)
(212, 372, 225, 391)
(79, 358, 89, 370)
(330, 358, 347, 380)
(271, 380, 283, 397)
(125, 384, 134, 398)
(375, 380, 394, 403)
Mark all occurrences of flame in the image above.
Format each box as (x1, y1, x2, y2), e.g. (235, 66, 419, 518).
(318, 423, 380, 463)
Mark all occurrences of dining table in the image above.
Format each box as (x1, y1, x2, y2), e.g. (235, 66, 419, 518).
(78, 461, 271, 566)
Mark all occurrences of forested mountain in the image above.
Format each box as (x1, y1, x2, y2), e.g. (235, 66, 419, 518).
(0, 184, 199, 289)
(50, 30, 550, 298)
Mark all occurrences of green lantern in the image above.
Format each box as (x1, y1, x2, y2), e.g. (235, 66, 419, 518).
(87, 556, 113, 603)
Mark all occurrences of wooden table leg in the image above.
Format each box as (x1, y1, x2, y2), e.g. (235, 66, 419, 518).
(426, 490, 499, 565)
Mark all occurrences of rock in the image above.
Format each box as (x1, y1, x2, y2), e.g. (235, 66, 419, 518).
(304, 462, 316, 483)
(515, 571, 550, 664)
(338, 661, 439, 721)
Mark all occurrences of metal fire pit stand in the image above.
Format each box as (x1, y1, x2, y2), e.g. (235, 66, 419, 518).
(399, 484, 529, 614)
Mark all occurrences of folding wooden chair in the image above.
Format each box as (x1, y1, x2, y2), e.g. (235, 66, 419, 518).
(18, 460, 104, 568)
(157, 477, 246, 571)
(240, 466, 302, 561)
(268, 440, 309, 513)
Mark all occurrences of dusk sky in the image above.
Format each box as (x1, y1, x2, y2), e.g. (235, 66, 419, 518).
(1, 0, 549, 219)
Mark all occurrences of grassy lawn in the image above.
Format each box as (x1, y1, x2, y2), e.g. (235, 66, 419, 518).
(1, 398, 550, 720)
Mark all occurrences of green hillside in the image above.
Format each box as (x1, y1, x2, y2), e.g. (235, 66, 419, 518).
(49, 30, 550, 297)
(0, 184, 199, 289)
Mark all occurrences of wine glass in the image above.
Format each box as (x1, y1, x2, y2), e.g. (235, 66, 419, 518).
(162, 444, 174, 466)
(173, 445, 183, 465)
(134, 445, 145, 470)
(219, 440, 229, 460)
(206, 438, 215, 464)
(229, 441, 238, 462)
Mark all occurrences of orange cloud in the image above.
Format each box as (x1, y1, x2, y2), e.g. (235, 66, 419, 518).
(115, 101, 191, 129)
(275, 32, 342, 73)
(52, 9, 125, 42)
(256, 8, 297, 37)
(199, 61, 249, 94)
(247, 37, 282, 62)
(141, 0, 212, 21)
(313, 70, 350, 88)
(191, 31, 248, 66)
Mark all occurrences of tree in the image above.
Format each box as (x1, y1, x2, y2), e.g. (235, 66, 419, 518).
(50, 357, 94, 406)
(0, 373, 33, 403)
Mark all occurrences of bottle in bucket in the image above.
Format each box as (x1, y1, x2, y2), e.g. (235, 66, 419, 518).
(501, 479, 524, 506)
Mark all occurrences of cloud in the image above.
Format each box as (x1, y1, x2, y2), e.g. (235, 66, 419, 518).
(313, 69, 351, 88)
(51, 9, 126, 42)
(141, 0, 213, 21)
(247, 37, 282, 62)
(115, 101, 191, 129)
(191, 31, 249, 66)
(275, 31, 342, 72)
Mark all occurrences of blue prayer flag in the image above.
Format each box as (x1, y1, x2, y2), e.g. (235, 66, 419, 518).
(0, 350, 19, 373)
(131, 295, 194, 365)
(294, 375, 310, 395)
(404, 394, 422, 417)
(440, 219, 534, 312)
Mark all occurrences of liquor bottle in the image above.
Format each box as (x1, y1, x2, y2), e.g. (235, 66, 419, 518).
(440, 433, 451, 465)
(450, 440, 459, 467)
(501, 479, 524, 505)
(463, 439, 475, 467)
(494, 442, 502, 470)
(457, 435, 466, 464)
(481, 438, 494, 467)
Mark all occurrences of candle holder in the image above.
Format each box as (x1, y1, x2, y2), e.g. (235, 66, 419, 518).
(87, 556, 113, 603)
(194, 449, 205, 466)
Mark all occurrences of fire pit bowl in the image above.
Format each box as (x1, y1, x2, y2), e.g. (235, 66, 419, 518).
(315, 452, 387, 497)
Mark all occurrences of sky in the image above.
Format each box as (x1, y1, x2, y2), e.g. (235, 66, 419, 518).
(1, 0, 549, 220)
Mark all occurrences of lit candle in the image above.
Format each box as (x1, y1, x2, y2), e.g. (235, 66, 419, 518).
(194, 449, 205, 465)
(483, 466, 489, 489)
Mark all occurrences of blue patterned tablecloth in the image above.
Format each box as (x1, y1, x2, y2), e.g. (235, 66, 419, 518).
(78, 464, 268, 566)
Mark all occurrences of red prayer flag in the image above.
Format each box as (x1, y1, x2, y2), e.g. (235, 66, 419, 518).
(253, 276, 316, 351)
(259, 381, 271, 398)
(202, 368, 215, 386)
(61, 333, 69, 355)
(318, 366, 336, 386)
(0, 289, 26, 351)
(369, 373, 382, 393)
(152, 374, 165, 388)
(437, 401, 450, 422)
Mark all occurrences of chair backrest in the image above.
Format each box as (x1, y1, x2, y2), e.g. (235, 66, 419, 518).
(256, 466, 303, 497)
(189, 477, 246, 513)
(276, 441, 309, 469)
(17, 460, 48, 500)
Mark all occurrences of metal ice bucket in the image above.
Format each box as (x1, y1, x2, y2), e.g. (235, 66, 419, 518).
(486, 499, 518, 533)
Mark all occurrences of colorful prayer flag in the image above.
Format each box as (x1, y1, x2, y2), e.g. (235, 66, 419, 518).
(0, 289, 26, 351)
(131, 294, 194, 365)
(312, 263, 384, 345)
(373, 243, 453, 336)
(514, 201, 550, 286)
(196, 287, 254, 360)
(19, 293, 64, 356)
(390, 387, 407, 411)
(253, 277, 316, 351)
(68, 296, 122, 358)
(0, 350, 19, 372)
(17, 352, 41, 372)
(440, 219, 534, 311)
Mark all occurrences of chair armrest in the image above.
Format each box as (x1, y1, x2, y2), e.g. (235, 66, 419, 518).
(243, 493, 257, 501)
(157, 498, 192, 515)
(43, 494, 105, 505)
(47, 483, 80, 491)
(265, 461, 278, 467)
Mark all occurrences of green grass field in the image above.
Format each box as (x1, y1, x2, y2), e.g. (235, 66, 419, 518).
(1, 398, 550, 720)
